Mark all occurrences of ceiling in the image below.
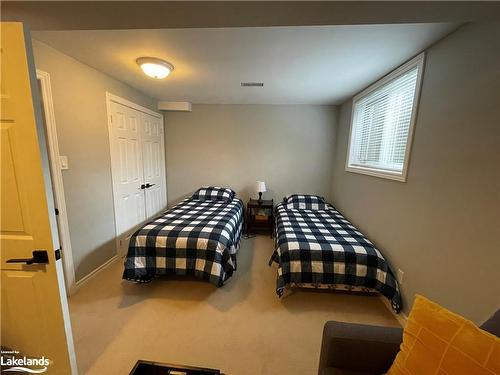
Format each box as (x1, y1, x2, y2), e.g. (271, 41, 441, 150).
(4, 2, 497, 30)
(33, 23, 458, 105)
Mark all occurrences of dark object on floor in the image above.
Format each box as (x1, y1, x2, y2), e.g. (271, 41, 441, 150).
(129, 360, 223, 375)
(317, 309, 500, 375)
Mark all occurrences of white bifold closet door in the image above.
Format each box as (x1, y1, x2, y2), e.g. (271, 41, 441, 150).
(108, 97, 167, 254)
(141, 113, 165, 218)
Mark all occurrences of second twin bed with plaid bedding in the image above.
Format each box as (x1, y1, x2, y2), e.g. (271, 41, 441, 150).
(269, 196, 402, 312)
(123, 194, 244, 287)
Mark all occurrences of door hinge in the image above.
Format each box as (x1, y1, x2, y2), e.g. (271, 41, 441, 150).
(55, 208, 59, 216)
(55, 248, 61, 260)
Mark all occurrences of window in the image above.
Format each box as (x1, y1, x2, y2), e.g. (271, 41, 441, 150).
(346, 53, 424, 182)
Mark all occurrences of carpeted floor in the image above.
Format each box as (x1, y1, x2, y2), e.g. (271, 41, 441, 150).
(69, 235, 399, 375)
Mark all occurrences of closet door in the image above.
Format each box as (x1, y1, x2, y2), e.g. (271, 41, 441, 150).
(108, 95, 167, 254)
(109, 101, 146, 238)
(141, 113, 167, 219)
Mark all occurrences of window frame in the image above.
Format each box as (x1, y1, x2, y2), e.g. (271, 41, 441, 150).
(345, 52, 425, 182)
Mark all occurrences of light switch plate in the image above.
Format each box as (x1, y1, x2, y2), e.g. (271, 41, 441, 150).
(60, 155, 69, 170)
(397, 269, 404, 285)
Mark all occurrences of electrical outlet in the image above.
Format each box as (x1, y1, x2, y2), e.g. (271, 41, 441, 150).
(397, 269, 404, 285)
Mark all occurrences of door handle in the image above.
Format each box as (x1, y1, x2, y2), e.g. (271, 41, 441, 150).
(145, 183, 156, 188)
(6, 250, 49, 265)
(140, 184, 146, 190)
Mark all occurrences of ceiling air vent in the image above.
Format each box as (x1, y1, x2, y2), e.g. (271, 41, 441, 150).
(241, 82, 264, 87)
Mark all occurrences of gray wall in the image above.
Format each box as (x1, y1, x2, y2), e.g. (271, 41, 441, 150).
(331, 23, 500, 323)
(165, 104, 337, 204)
(32, 40, 157, 281)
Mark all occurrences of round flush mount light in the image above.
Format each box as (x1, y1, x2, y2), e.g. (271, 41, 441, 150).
(136, 57, 174, 79)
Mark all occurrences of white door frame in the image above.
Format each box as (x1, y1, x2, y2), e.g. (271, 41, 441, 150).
(105, 92, 166, 255)
(36, 69, 77, 295)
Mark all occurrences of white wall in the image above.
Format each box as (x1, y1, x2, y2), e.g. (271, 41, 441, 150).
(165, 104, 337, 204)
(331, 23, 500, 323)
(33, 39, 157, 281)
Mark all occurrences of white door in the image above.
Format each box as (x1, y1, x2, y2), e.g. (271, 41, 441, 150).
(107, 96, 167, 253)
(142, 112, 166, 219)
(1, 22, 76, 374)
(109, 101, 146, 241)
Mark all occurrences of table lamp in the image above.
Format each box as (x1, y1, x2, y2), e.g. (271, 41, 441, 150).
(255, 181, 267, 203)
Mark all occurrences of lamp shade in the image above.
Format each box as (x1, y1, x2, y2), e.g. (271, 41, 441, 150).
(255, 181, 267, 193)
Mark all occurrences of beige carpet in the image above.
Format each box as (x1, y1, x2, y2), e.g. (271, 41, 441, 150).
(69, 236, 399, 375)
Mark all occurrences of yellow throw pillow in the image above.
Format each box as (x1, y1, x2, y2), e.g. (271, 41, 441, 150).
(388, 294, 500, 375)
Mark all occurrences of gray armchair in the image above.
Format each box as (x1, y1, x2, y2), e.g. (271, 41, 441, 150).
(318, 310, 500, 375)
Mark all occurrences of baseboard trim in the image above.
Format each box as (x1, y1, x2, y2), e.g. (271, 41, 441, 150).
(379, 295, 408, 327)
(75, 254, 119, 290)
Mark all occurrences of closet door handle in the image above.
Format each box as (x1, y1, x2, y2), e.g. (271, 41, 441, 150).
(145, 183, 156, 188)
(140, 184, 146, 190)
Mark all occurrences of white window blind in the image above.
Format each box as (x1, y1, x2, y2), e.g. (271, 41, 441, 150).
(346, 53, 424, 181)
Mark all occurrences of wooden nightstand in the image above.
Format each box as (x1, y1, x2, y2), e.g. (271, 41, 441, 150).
(246, 199, 274, 237)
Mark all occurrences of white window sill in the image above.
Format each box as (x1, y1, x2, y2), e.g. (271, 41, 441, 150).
(345, 165, 407, 182)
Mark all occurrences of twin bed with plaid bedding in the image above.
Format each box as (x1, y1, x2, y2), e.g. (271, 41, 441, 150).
(269, 198, 402, 312)
(123, 196, 244, 287)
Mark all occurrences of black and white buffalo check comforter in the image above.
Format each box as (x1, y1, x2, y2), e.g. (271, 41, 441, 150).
(269, 203, 402, 312)
(123, 198, 244, 286)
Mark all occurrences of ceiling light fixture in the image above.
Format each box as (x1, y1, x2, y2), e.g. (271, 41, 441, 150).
(136, 57, 174, 79)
